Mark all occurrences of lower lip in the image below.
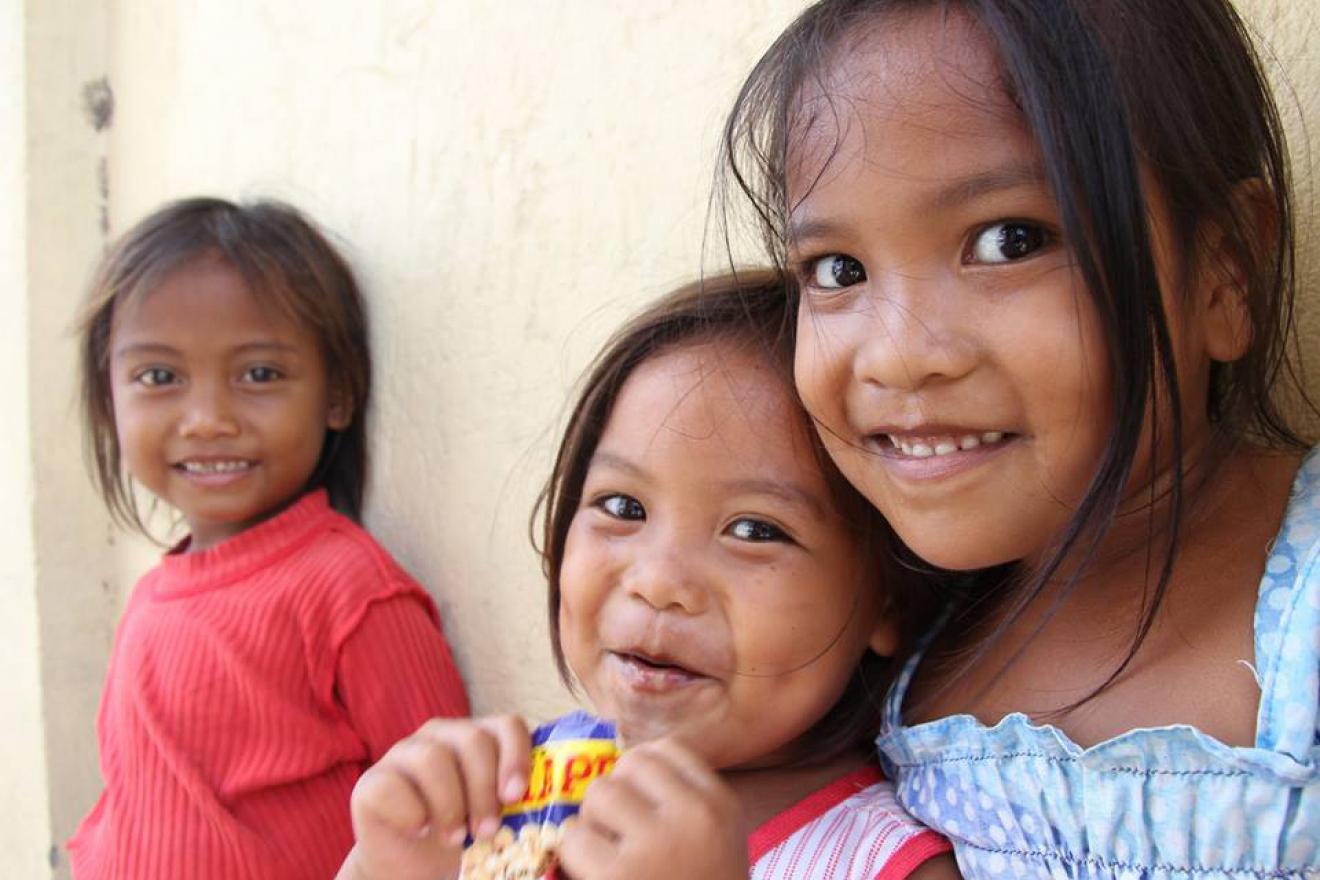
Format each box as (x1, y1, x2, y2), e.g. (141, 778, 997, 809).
(868, 435, 1016, 480)
(608, 652, 708, 696)
(175, 464, 256, 488)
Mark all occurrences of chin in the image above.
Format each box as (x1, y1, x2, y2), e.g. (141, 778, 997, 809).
(612, 715, 678, 748)
(894, 526, 1024, 573)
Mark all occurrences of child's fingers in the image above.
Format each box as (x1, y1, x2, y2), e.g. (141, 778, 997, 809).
(612, 740, 722, 806)
(475, 714, 533, 805)
(557, 814, 620, 879)
(433, 720, 506, 840)
(349, 715, 532, 857)
(635, 737, 726, 797)
(351, 760, 432, 837)
(576, 773, 654, 839)
(390, 730, 470, 845)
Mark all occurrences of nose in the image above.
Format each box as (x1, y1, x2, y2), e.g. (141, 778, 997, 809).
(179, 379, 240, 439)
(623, 536, 708, 615)
(851, 271, 978, 392)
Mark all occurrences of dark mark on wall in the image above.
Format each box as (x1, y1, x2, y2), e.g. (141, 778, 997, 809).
(82, 77, 114, 132)
(48, 844, 60, 868)
(97, 156, 110, 238)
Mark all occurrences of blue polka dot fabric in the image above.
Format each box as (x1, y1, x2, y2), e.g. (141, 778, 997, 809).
(877, 449, 1320, 879)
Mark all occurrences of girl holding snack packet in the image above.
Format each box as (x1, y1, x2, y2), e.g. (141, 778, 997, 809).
(721, 0, 1320, 876)
(69, 197, 470, 879)
(340, 271, 957, 880)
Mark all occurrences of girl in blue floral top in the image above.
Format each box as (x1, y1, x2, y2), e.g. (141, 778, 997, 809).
(719, 0, 1319, 876)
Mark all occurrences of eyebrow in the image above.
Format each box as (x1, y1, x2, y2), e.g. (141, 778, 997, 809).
(111, 342, 180, 360)
(588, 450, 646, 478)
(927, 162, 1049, 211)
(789, 161, 1049, 244)
(589, 451, 827, 517)
(718, 478, 827, 518)
(111, 340, 300, 360)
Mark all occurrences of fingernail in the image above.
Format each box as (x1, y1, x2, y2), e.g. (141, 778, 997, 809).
(447, 827, 467, 847)
(502, 774, 527, 803)
(477, 816, 501, 839)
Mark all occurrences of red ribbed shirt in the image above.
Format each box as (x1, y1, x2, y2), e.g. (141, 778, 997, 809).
(68, 491, 470, 880)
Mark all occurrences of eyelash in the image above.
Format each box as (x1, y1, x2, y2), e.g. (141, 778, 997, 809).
(963, 220, 1052, 265)
(596, 493, 645, 521)
(726, 518, 790, 544)
(133, 367, 177, 387)
(129, 365, 284, 388)
(242, 365, 283, 383)
(592, 494, 792, 544)
(797, 219, 1055, 292)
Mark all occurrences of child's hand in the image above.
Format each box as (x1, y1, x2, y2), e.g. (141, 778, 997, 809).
(558, 737, 748, 880)
(339, 715, 532, 880)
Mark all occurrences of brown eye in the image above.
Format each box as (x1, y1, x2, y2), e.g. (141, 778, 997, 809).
(599, 494, 645, 521)
(727, 518, 788, 543)
(810, 255, 866, 289)
(242, 365, 282, 383)
(968, 222, 1048, 264)
(136, 367, 177, 387)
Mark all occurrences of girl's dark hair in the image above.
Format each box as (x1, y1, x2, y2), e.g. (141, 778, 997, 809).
(537, 269, 931, 757)
(79, 196, 372, 532)
(720, 0, 1311, 705)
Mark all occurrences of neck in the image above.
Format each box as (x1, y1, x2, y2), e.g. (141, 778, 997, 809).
(722, 747, 872, 830)
(1024, 432, 1234, 597)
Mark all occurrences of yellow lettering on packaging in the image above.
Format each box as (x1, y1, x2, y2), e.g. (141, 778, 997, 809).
(505, 739, 619, 815)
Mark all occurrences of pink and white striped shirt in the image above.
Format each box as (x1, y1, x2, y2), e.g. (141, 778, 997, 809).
(749, 765, 950, 880)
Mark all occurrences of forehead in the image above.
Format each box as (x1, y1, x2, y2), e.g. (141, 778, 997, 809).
(603, 341, 815, 465)
(788, 7, 1032, 196)
(110, 255, 306, 343)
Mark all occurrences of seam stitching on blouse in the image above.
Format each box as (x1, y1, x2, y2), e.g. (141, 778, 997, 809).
(893, 752, 1251, 778)
(962, 841, 1309, 878)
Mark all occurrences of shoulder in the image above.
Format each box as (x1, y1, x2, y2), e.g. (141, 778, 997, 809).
(279, 511, 436, 628)
(833, 781, 953, 880)
(1254, 446, 1320, 756)
(1276, 448, 1320, 549)
(752, 771, 950, 880)
(294, 511, 422, 592)
(1257, 447, 1320, 638)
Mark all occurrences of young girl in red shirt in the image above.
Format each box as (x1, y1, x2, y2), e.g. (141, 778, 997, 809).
(69, 197, 470, 880)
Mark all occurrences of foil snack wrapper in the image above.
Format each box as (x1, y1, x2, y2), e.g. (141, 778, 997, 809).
(459, 712, 618, 880)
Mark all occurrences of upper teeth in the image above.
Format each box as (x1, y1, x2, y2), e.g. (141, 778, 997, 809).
(181, 460, 250, 473)
(887, 431, 1006, 458)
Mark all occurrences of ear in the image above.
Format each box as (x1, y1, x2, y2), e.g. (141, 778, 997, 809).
(867, 599, 901, 660)
(325, 386, 353, 431)
(1195, 178, 1273, 363)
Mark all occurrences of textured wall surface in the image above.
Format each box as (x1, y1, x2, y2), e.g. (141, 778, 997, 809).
(3, 2, 1316, 876)
(0, 1, 52, 875)
(104, 0, 809, 727)
(1249, 0, 1320, 430)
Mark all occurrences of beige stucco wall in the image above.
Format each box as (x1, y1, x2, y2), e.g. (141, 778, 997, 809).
(1, 0, 51, 875)
(3, 2, 1317, 877)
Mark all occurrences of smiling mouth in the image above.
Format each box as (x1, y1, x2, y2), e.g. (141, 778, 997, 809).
(174, 459, 255, 475)
(611, 651, 708, 692)
(877, 430, 1014, 458)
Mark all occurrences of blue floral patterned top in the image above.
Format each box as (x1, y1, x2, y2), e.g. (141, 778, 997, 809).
(877, 449, 1320, 879)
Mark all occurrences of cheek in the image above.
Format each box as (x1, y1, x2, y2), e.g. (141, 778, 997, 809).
(112, 404, 154, 463)
(793, 308, 842, 424)
(557, 526, 604, 645)
(729, 563, 863, 675)
(1023, 304, 1115, 473)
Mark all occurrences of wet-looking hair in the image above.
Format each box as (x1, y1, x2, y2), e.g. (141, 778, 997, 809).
(79, 196, 372, 532)
(719, 0, 1312, 702)
(536, 269, 931, 758)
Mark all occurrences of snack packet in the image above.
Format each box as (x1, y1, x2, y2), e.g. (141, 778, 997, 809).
(459, 712, 618, 880)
